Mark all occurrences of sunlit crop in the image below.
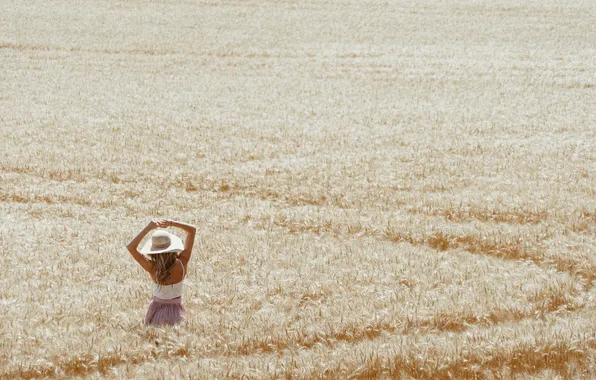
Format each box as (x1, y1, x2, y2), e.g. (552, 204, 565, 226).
(1, 0, 595, 378)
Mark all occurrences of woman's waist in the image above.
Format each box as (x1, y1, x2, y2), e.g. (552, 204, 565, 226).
(152, 296, 182, 304)
(153, 288, 183, 297)
(153, 280, 184, 288)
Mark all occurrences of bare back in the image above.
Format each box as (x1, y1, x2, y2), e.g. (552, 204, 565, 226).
(150, 259, 186, 285)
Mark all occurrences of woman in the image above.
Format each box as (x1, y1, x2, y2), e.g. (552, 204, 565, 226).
(126, 219, 197, 326)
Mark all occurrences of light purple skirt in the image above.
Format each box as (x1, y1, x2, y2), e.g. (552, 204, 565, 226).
(145, 296, 186, 326)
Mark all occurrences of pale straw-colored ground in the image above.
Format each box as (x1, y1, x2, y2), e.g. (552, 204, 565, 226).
(1, 0, 595, 378)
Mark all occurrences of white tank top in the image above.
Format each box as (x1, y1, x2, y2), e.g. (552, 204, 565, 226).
(153, 260, 185, 299)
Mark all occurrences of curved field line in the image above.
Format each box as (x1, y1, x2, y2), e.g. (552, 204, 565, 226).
(0, 42, 379, 59)
(3, 164, 593, 283)
(0, 163, 588, 232)
(0, 308, 578, 379)
(0, 191, 109, 208)
(300, 337, 596, 379)
(257, 214, 596, 285)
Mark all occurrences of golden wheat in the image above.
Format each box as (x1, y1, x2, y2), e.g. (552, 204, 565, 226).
(1, 0, 595, 378)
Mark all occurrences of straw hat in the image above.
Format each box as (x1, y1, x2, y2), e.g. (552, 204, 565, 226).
(141, 230, 184, 255)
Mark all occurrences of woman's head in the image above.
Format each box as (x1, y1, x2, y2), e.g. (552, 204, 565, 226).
(148, 251, 178, 284)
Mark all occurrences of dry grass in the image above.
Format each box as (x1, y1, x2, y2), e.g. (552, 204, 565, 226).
(1, 0, 596, 378)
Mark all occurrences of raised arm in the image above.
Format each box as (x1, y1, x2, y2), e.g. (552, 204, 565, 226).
(165, 220, 197, 266)
(126, 220, 157, 273)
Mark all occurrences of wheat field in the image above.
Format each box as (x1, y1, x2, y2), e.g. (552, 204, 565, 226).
(1, 0, 595, 378)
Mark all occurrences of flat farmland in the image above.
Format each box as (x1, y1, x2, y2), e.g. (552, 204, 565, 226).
(1, 0, 595, 378)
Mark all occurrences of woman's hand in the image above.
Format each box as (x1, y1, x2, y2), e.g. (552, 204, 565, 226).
(152, 219, 171, 229)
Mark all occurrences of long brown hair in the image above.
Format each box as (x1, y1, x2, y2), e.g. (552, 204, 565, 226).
(149, 251, 178, 284)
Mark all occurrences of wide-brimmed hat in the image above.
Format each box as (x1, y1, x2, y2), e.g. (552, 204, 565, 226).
(140, 230, 184, 255)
